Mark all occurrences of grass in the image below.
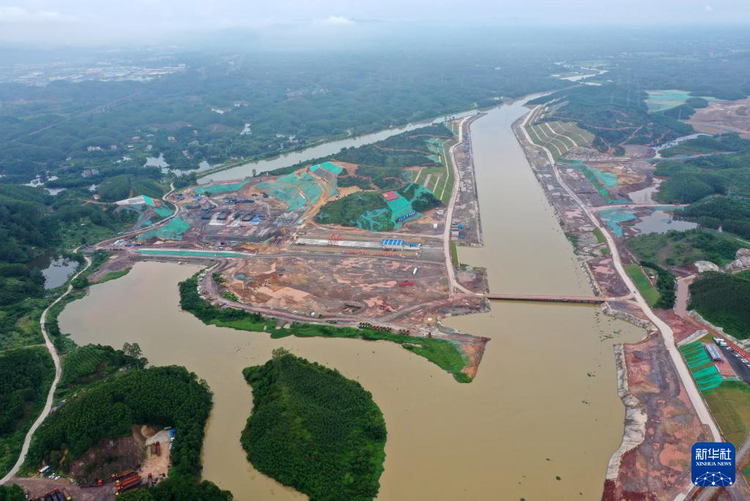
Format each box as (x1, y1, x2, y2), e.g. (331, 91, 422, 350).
(180, 274, 472, 382)
(625, 264, 660, 307)
(593, 228, 606, 244)
(98, 268, 131, 284)
(703, 382, 750, 447)
(450, 241, 460, 267)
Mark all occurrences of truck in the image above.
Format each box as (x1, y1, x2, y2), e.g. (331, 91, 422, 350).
(398, 281, 414, 287)
(117, 473, 141, 493)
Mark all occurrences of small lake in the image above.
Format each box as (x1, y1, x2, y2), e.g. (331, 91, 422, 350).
(28, 254, 80, 289)
(633, 209, 698, 235)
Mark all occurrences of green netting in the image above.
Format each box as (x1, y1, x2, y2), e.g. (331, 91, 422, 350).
(680, 342, 712, 369)
(137, 217, 191, 241)
(311, 161, 343, 175)
(154, 207, 173, 217)
(386, 194, 413, 220)
(694, 366, 723, 391)
(427, 154, 441, 164)
(194, 181, 249, 195)
(356, 208, 392, 231)
(258, 171, 327, 211)
(142, 195, 155, 207)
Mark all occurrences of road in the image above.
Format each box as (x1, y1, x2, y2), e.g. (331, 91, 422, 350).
(520, 106, 722, 446)
(0, 254, 91, 486)
(444, 116, 477, 296)
(1, 187, 184, 486)
(590, 203, 687, 212)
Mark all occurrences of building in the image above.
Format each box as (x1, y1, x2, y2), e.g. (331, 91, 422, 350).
(82, 169, 100, 178)
(382, 191, 400, 202)
(381, 239, 404, 251)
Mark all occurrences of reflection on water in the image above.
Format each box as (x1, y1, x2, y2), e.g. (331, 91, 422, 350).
(60, 100, 644, 500)
(28, 254, 79, 289)
(634, 210, 698, 235)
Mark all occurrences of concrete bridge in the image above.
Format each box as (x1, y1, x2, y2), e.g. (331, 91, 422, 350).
(486, 294, 608, 304)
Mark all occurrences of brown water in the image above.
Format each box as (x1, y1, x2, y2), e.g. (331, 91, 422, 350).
(60, 100, 644, 500)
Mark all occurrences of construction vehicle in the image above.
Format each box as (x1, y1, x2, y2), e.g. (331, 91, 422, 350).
(116, 472, 141, 493)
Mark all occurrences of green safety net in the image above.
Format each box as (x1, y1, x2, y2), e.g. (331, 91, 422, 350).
(138, 217, 191, 241)
(194, 181, 249, 195)
(154, 207, 173, 217)
(680, 342, 711, 369)
(258, 170, 336, 211)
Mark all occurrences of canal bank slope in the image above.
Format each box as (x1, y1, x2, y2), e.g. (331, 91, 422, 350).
(512, 104, 717, 500)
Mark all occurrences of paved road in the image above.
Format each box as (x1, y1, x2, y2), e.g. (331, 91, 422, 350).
(0, 255, 91, 486)
(590, 203, 687, 212)
(444, 117, 477, 296)
(520, 106, 722, 446)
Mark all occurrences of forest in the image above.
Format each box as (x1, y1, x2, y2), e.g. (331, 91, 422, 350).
(0, 486, 24, 501)
(0, 347, 55, 477)
(0, 46, 563, 185)
(678, 196, 750, 240)
(690, 271, 750, 339)
(241, 350, 386, 501)
(26, 366, 212, 477)
(529, 84, 693, 152)
(626, 229, 748, 268)
(655, 135, 750, 204)
(57, 344, 141, 398)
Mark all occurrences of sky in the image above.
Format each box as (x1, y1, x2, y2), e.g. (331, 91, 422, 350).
(0, 0, 748, 45)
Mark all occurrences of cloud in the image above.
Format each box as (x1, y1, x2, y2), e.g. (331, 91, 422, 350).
(323, 16, 355, 26)
(705, 5, 714, 11)
(0, 6, 77, 23)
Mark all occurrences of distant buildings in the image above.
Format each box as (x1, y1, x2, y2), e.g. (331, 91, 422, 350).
(82, 169, 100, 178)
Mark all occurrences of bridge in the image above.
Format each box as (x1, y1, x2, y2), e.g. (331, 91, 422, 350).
(486, 294, 608, 304)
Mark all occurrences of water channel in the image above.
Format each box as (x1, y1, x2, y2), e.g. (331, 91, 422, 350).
(198, 110, 478, 184)
(60, 99, 645, 500)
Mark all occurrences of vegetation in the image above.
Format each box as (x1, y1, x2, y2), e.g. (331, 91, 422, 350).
(0, 347, 55, 477)
(316, 191, 391, 228)
(529, 84, 692, 152)
(626, 229, 749, 268)
(679, 196, 750, 240)
(57, 344, 141, 399)
(625, 264, 660, 307)
(179, 274, 471, 382)
(703, 382, 750, 447)
(26, 366, 212, 477)
(241, 350, 386, 501)
(99, 267, 132, 283)
(118, 477, 233, 501)
(655, 135, 750, 203)
(0, 485, 25, 501)
(690, 272, 750, 339)
(640, 261, 676, 309)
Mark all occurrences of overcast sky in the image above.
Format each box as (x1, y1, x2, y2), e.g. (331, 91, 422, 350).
(0, 0, 749, 45)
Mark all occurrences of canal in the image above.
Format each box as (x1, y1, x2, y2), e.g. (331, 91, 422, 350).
(60, 98, 644, 500)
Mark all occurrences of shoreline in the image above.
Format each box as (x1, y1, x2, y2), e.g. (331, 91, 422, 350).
(511, 103, 719, 500)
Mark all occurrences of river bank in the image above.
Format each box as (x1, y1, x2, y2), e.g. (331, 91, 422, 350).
(512, 103, 709, 499)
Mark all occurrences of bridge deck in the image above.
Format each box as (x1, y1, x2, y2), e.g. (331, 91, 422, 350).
(486, 294, 607, 304)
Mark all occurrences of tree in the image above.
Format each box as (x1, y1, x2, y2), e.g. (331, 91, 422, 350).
(123, 342, 148, 369)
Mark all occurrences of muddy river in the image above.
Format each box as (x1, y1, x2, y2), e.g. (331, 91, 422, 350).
(60, 99, 644, 500)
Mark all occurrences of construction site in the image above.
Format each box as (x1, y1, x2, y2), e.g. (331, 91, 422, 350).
(94, 125, 491, 380)
(13, 426, 173, 501)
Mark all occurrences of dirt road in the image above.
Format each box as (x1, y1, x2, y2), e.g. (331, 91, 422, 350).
(444, 117, 477, 296)
(519, 105, 722, 445)
(0, 255, 91, 486)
